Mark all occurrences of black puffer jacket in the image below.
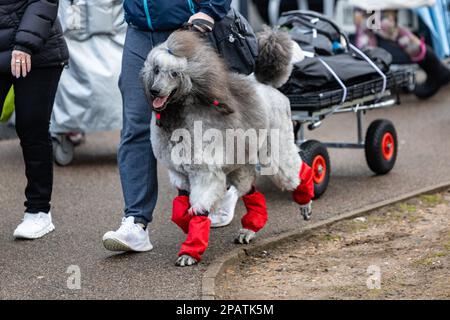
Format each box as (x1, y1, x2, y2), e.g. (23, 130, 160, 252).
(0, 0, 69, 73)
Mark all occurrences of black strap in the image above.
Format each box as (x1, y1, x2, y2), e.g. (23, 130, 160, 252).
(191, 18, 214, 32)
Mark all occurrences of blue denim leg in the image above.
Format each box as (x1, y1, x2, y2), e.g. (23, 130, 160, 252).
(118, 26, 172, 226)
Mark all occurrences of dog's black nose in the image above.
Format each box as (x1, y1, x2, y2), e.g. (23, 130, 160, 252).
(150, 89, 160, 97)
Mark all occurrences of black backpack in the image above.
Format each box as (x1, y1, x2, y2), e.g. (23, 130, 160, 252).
(210, 8, 259, 75)
(190, 7, 259, 75)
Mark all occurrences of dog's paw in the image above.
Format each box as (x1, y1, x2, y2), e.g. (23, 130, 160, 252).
(175, 255, 198, 267)
(300, 201, 312, 221)
(234, 228, 256, 244)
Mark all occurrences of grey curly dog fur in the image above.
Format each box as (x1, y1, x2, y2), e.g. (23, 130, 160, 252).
(141, 28, 305, 265)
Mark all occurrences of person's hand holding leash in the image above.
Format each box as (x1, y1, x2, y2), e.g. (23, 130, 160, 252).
(188, 12, 214, 33)
(11, 50, 31, 78)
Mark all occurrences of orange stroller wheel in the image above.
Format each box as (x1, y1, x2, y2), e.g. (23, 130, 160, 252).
(300, 140, 331, 199)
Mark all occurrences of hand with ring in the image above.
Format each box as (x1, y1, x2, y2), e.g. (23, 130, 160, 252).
(11, 50, 32, 78)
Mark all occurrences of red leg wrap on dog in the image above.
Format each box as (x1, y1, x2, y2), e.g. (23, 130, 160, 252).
(171, 195, 191, 234)
(293, 162, 315, 205)
(241, 191, 268, 233)
(178, 215, 211, 262)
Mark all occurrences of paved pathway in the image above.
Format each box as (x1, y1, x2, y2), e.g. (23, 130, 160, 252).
(0, 91, 449, 299)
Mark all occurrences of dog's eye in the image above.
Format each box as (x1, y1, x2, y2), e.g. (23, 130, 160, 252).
(154, 67, 160, 75)
(170, 71, 179, 78)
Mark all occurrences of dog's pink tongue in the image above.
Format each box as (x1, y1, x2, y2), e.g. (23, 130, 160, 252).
(153, 96, 169, 109)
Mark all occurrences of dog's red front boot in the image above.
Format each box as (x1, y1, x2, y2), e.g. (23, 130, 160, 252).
(178, 215, 211, 262)
(241, 190, 268, 233)
(172, 195, 191, 234)
(293, 162, 315, 205)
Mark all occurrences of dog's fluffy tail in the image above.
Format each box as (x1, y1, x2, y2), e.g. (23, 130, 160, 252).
(254, 27, 294, 88)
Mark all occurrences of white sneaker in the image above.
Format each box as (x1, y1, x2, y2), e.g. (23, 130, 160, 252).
(13, 212, 55, 239)
(210, 186, 239, 228)
(102, 216, 153, 252)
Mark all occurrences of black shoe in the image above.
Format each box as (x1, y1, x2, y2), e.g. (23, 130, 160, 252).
(414, 45, 450, 99)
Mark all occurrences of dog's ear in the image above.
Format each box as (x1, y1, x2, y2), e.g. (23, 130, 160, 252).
(177, 72, 193, 97)
(140, 62, 154, 104)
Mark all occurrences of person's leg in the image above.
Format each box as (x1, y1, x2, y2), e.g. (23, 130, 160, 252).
(12, 67, 62, 239)
(103, 27, 172, 252)
(377, 37, 412, 64)
(117, 27, 156, 226)
(0, 74, 13, 111)
(117, 28, 172, 226)
(413, 45, 450, 99)
(13, 67, 62, 214)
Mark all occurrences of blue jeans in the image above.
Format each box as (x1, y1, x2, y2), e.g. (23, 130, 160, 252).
(118, 26, 172, 226)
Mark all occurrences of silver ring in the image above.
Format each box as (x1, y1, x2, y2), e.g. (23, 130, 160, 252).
(15, 60, 21, 64)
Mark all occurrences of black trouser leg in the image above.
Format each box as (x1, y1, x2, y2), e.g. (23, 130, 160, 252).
(6, 67, 63, 213)
(0, 74, 13, 113)
(414, 45, 450, 99)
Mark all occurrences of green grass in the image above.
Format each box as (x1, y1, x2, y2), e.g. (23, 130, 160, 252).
(339, 220, 369, 233)
(442, 232, 450, 252)
(389, 203, 422, 223)
(413, 251, 447, 266)
(321, 233, 342, 242)
(398, 203, 417, 213)
(420, 194, 444, 206)
(444, 241, 450, 251)
(366, 213, 391, 224)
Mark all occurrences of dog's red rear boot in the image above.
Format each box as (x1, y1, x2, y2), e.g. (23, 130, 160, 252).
(241, 190, 268, 232)
(293, 162, 314, 220)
